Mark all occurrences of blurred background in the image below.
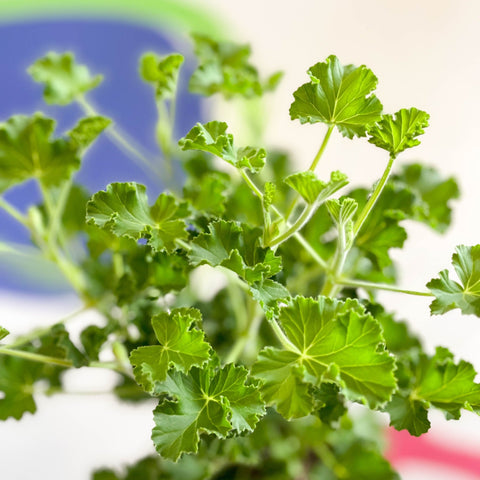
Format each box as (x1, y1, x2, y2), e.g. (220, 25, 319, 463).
(0, 0, 479, 478)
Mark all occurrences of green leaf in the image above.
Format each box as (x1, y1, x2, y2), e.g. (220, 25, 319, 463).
(68, 116, 111, 150)
(367, 108, 429, 158)
(86, 182, 187, 252)
(183, 171, 229, 217)
(28, 52, 103, 105)
(284, 170, 348, 204)
(179, 121, 266, 173)
(140, 53, 184, 101)
(387, 348, 480, 435)
(386, 394, 430, 436)
(0, 326, 9, 341)
(0, 355, 43, 420)
(391, 163, 459, 233)
(253, 297, 396, 417)
(252, 348, 313, 419)
(0, 113, 80, 193)
(38, 324, 88, 367)
(427, 245, 480, 316)
(350, 184, 415, 269)
(152, 364, 265, 460)
(80, 325, 109, 362)
(417, 348, 480, 418)
(365, 303, 421, 354)
(189, 220, 281, 283)
(313, 382, 347, 425)
(289, 55, 382, 138)
(189, 34, 282, 99)
(130, 308, 211, 392)
(326, 197, 358, 226)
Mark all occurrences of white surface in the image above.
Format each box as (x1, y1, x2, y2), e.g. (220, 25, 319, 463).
(1, 1, 480, 479)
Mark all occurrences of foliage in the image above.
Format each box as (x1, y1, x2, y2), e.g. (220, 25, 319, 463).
(0, 33, 476, 480)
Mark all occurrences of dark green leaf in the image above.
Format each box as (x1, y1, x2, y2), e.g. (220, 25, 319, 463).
(152, 364, 265, 460)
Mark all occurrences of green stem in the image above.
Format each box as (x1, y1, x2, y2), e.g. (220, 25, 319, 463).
(48, 177, 72, 247)
(321, 221, 348, 297)
(240, 170, 328, 270)
(267, 318, 300, 354)
(268, 202, 316, 248)
(353, 155, 395, 236)
(309, 125, 334, 172)
(0, 197, 29, 227)
(0, 347, 72, 367)
(337, 278, 434, 297)
(225, 301, 263, 364)
(77, 96, 159, 177)
(0, 346, 133, 377)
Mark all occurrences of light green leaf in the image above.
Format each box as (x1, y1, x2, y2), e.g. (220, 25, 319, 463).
(28, 52, 103, 105)
(152, 365, 265, 460)
(179, 121, 266, 173)
(391, 163, 459, 233)
(0, 326, 9, 341)
(367, 108, 429, 158)
(284, 171, 348, 204)
(326, 198, 358, 225)
(130, 308, 211, 392)
(427, 245, 480, 316)
(252, 348, 313, 419)
(289, 55, 382, 138)
(140, 53, 184, 101)
(86, 182, 187, 252)
(0, 113, 80, 193)
(253, 296, 396, 417)
(189, 34, 282, 99)
(415, 349, 480, 418)
(68, 116, 111, 150)
(387, 348, 480, 435)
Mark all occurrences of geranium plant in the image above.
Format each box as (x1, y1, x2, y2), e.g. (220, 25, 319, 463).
(0, 33, 478, 479)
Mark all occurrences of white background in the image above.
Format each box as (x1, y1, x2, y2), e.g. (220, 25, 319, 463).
(1, 1, 480, 478)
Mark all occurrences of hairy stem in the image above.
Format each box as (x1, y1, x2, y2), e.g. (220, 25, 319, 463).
(0, 346, 133, 377)
(267, 318, 300, 354)
(0, 197, 29, 227)
(337, 278, 434, 297)
(240, 170, 328, 269)
(353, 155, 395, 236)
(77, 96, 159, 178)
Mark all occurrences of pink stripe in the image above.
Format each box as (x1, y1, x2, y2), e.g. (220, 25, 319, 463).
(386, 428, 480, 476)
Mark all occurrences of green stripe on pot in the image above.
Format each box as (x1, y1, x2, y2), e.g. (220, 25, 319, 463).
(0, 0, 225, 37)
